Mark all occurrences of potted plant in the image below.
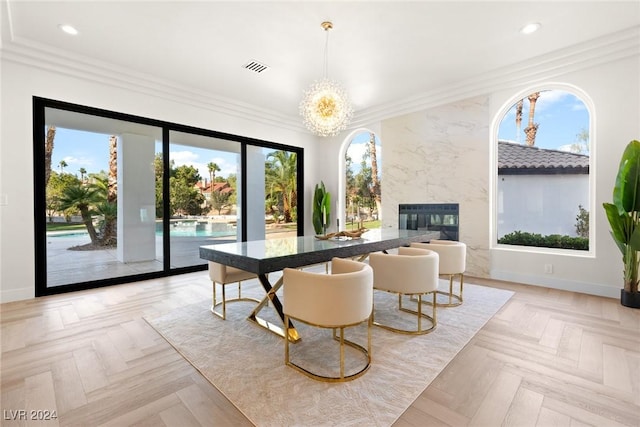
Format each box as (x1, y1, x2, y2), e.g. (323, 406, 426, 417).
(603, 139, 640, 308)
(312, 181, 331, 235)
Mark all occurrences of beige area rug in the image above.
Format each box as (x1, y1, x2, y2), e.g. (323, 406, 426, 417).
(145, 274, 513, 427)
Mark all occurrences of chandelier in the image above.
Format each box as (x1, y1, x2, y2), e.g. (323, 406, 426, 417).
(299, 21, 353, 137)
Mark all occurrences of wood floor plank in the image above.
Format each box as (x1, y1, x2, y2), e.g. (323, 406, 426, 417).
(504, 387, 544, 427)
(2, 273, 639, 427)
(468, 370, 521, 426)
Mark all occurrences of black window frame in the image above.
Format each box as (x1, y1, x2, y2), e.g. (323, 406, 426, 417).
(33, 97, 304, 296)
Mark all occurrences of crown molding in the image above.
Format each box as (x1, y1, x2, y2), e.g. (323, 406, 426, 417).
(0, 34, 307, 133)
(1, 19, 638, 135)
(351, 25, 640, 127)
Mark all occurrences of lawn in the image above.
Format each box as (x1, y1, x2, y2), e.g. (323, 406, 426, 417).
(46, 222, 86, 232)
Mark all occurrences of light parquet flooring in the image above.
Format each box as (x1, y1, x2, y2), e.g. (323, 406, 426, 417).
(1, 274, 639, 426)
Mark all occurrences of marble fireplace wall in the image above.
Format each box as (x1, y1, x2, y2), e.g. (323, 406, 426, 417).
(380, 96, 490, 277)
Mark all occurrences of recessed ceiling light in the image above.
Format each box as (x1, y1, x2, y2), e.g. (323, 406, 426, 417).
(59, 24, 78, 35)
(520, 22, 541, 35)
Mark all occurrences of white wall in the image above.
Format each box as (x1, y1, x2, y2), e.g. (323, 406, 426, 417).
(498, 174, 589, 238)
(2, 35, 638, 303)
(489, 56, 640, 298)
(374, 54, 639, 299)
(0, 58, 321, 302)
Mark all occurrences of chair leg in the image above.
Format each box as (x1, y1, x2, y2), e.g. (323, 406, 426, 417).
(339, 326, 345, 379)
(211, 280, 261, 320)
(211, 281, 226, 320)
(422, 273, 464, 308)
(284, 315, 291, 365)
(286, 318, 371, 382)
(379, 292, 436, 335)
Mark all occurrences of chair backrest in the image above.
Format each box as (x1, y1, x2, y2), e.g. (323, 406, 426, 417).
(369, 247, 439, 294)
(410, 240, 466, 275)
(283, 257, 373, 327)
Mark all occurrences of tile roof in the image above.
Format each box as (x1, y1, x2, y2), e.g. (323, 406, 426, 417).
(498, 140, 589, 174)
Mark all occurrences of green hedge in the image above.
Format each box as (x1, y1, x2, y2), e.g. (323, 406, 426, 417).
(498, 231, 589, 250)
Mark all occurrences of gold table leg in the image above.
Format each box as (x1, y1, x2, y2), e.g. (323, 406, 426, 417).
(247, 275, 301, 343)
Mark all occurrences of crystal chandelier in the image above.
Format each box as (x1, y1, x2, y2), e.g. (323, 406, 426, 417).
(300, 21, 353, 137)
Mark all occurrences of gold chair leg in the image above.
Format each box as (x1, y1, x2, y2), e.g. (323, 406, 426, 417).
(379, 292, 436, 335)
(211, 280, 261, 320)
(286, 317, 371, 382)
(420, 273, 464, 308)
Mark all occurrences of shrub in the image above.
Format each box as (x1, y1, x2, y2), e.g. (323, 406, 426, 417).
(575, 205, 589, 238)
(498, 231, 589, 250)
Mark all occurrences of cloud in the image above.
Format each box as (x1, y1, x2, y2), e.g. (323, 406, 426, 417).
(170, 149, 238, 180)
(170, 150, 199, 164)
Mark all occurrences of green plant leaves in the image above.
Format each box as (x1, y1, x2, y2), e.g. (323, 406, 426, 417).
(613, 140, 640, 213)
(312, 181, 330, 234)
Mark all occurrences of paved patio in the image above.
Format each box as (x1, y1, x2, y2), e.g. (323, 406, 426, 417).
(46, 227, 297, 287)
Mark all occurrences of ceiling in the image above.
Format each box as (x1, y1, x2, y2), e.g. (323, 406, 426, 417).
(3, 1, 640, 127)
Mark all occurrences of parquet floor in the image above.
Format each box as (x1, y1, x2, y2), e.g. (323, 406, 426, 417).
(1, 273, 638, 426)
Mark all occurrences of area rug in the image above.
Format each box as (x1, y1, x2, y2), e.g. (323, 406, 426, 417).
(145, 275, 513, 427)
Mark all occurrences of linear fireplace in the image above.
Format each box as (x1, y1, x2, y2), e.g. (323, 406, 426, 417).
(398, 203, 459, 241)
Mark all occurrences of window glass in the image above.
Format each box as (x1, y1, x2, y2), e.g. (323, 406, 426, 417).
(168, 131, 242, 268)
(496, 90, 590, 251)
(35, 100, 304, 295)
(345, 132, 382, 230)
(44, 108, 163, 287)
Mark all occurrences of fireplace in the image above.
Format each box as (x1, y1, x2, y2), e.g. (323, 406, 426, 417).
(398, 203, 459, 241)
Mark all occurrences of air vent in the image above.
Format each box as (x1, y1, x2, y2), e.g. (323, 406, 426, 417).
(243, 60, 269, 74)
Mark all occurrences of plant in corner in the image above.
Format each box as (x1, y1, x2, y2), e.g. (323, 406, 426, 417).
(603, 139, 640, 308)
(312, 181, 331, 235)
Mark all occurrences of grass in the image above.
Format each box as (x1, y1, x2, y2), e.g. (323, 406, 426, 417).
(346, 219, 380, 230)
(46, 222, 86, 232)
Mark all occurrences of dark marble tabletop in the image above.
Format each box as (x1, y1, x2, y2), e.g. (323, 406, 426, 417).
(199, 228, 439, 275)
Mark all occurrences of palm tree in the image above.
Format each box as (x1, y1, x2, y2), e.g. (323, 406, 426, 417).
(265, 151, 297, 223)
(108, 136, 117, 203)
(207, 162, 221, 184)
(91, 174, 117, 245)
(58, 184, 102, 244)
(368, 133, 382, 221)
(58, 159, 68, 173)
(524, 92, 540, 146)
(45, 126, 56, 186)
(79, 167, 87, 183)
(207, 162, 221, 203)
(515, 99, 523, 143)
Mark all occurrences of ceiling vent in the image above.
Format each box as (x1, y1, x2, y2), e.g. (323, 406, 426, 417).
(243, 60, 269, 74)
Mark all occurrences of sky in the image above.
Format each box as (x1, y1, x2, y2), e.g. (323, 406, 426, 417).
(497, 90, 590, 152)
(50, 90, 585, 180)
(50, 128, 381, 181)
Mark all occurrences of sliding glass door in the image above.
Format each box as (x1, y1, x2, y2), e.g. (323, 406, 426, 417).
(42, 108, 163, 287)
(34, 98, 303, 296)
(168, 131, 242, 268)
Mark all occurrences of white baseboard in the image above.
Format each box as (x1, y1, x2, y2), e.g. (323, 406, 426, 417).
(490, 269, 620, 299)
(1, 286, 35, 304)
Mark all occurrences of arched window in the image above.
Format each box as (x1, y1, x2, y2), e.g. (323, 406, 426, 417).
(341, 131, 382, 230)
(494, 88, 593, 252)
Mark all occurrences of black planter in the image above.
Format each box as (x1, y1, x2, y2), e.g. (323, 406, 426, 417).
(621, 289, 640, 308)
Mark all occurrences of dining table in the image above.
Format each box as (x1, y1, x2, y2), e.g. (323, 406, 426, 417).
(199, 228, 439, 342)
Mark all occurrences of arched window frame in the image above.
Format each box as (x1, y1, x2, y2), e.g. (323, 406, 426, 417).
(490, 83, 596, 256)
(338, 128, 381, 229)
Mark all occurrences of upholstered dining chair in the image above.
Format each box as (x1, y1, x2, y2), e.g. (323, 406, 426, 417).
(410, 239, 467, 307)
(283, 257, 373, 382)
(208, 261, 261, 320)
(369, 247, 440, 334)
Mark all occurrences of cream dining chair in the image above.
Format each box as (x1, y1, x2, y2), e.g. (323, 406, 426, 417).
(411, 239, 467, 307)
(208, 261, 261, 320)
(369, 246, 439, 334)
(283, 257, 374, 382)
